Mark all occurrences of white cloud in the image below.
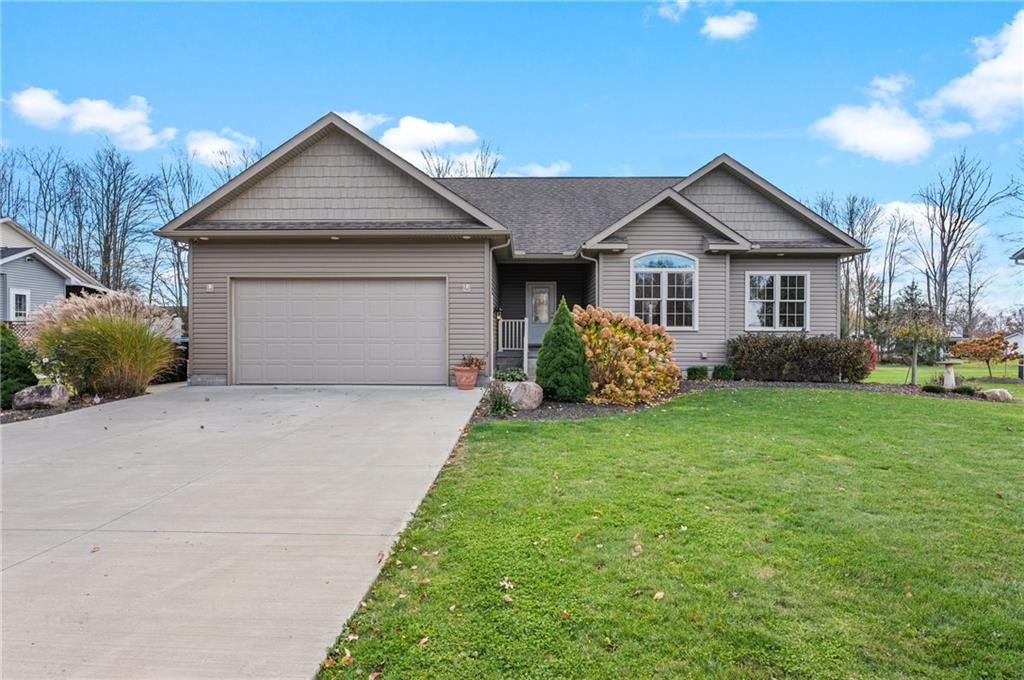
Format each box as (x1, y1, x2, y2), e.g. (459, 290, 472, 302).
(504, 161, 572, 177)
(867, 74, 912, 103)
(700, 11, 757, 40)
(337, 110, 391, 133)
(934, 121, 973, 139)
(919, 10, 1024, 131)
(656, 0, 689, 22)
(185, 128, 258, 167)
(378, 115, 479, 164)
(9, 87, 176, 150)
(812, 102, 934, 163)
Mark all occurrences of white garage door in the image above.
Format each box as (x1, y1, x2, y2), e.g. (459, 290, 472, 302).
(233, 278, 447, 385)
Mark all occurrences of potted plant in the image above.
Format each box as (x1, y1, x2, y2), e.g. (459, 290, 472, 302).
(454, 355, 485, 390)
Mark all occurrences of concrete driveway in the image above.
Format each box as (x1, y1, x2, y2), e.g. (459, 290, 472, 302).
(2, 384, 480, 679)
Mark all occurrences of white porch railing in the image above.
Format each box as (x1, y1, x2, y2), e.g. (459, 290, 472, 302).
(498, 318, 526, 352)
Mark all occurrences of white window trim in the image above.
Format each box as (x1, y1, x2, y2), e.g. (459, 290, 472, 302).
(629, 250, 699, 331)
(744, 271, 810, 332)
(8, 287, 31, 321)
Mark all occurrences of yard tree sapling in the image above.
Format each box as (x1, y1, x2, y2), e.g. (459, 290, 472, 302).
(535, 297, 590, 402)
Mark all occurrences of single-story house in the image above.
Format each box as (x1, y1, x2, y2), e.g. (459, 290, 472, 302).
(0, 218, 105, 323)
(157, 112, 866, 387)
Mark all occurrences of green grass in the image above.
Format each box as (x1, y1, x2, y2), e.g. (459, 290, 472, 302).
(320, 389, 1023, 679)
(867, 362, 1024, 399)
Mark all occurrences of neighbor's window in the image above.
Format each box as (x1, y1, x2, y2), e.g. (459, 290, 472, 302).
(746, 273, 807, 330)
(630, 251, 697, 329)
(11, 290, 29, 320)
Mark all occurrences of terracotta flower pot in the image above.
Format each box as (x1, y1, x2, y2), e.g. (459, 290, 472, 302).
(453, 365, 479, 390)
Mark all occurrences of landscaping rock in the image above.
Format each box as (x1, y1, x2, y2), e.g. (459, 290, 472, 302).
(979, 388, 1014, 403)
(503, 381, 543, 411)
(13, 384, 70, 410)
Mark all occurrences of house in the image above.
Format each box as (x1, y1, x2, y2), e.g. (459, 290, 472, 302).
(0, 218, 105, 324)
(1013, 246, 1024, 265)
(156, 112, 866, 387)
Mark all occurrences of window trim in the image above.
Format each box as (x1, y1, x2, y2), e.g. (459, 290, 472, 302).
(629, 250, 699, 331)
(744, 271, 810, 332)
(8, 287, 31, 321)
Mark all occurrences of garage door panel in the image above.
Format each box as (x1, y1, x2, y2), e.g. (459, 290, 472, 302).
(234, 278, 447, 385)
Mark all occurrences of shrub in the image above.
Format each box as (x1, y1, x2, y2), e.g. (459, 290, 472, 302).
(726, 334, 875, 383)
(494, 367, 528, 382)
(712, 364, 735, 380)
(952, 384, 977, 396)
(459, 355, 486, 369)
(486, 381, 515, 417)
(922, 384, 946, 394)
(536, 298, 590, 402)
(686, 365, 709, 381)
(1, 324, 38, 408)
(950, 334, 1022, 377)
(30, 292, 175, 397)
(572, 305, 681, 405)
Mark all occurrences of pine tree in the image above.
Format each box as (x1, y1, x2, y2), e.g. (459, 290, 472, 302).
(535, 297, 590, 402)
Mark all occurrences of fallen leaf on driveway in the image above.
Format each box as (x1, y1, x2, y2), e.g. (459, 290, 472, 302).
(90, 546, 100, 553)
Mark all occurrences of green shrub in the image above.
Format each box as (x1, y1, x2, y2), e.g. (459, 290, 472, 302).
(486, 381, 515, 417)
(952, 384, 977, 396)
(922, 384, 946, 394)
(712, 364, 735, 380)
(686, 365, 709, 380)
(727, 334, 874, 383)
(31, 292, 175, 397)
(536, 298, 590, 402)
(494, 367, 528, 382)
(1, 324, 38, 408)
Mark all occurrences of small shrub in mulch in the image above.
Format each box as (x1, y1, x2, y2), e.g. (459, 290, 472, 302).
(686, 365, 709, 381)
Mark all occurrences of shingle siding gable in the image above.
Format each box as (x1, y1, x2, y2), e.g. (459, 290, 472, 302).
(205, 131, 472, 223)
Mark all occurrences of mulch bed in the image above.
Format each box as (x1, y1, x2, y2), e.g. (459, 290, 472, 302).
(0, 394, 136, 425)
(475, 379, 1006, 423)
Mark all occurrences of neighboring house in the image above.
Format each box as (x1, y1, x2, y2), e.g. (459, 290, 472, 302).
(1013, 246, 1024, 266)
(157, 112, 866, 387)
(0, 218, 105, 322)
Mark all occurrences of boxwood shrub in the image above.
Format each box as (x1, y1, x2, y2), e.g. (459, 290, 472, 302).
(726, 334, 875, 383)
(1, 324, 38, 408)
(686, 365, 709, 381)
(712, 364, 735, 380)
(922, 384, 946, 394)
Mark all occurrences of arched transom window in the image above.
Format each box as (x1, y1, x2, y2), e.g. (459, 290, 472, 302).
(630, 251, 697, 330)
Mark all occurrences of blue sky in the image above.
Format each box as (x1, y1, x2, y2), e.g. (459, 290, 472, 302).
(2, 1, 1022, 308)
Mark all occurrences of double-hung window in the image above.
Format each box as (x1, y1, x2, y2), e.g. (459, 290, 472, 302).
(630, 251, 697, 330)
(745, 272, 808, 331)
(9, 288, 30, 321)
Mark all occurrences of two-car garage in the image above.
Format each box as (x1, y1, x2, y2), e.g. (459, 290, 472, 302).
(232, 278, 448, 385)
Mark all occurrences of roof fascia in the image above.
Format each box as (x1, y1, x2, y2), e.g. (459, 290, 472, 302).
(1, 218, 104, 287)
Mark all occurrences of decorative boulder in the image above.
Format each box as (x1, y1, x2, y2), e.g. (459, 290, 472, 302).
(979, 388, 1014, 403)
(502, 381, 543, 411)
(13, 384, 70, 410)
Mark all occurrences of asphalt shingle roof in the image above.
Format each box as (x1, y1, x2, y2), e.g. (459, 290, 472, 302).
(0, 246, 32, 259)
(439, 177, 683, 254)
(179, 220, 482, 231)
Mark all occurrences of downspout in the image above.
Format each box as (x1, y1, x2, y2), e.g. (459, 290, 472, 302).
(487, 236, 512, 377)
(578, 249, 600, 307)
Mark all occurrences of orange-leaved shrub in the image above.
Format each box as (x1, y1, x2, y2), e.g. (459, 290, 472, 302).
(571, 305, 681, 404)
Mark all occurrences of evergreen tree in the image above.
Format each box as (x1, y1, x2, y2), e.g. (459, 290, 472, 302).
(1, 325, 38, 408)
(535, 297, 590, 402)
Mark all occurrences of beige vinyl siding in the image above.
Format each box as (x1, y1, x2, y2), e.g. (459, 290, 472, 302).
(598, 202, 729, 367)
(189, 238, 486, 385)
(205, 131, 470, 222)
(682, 167, 825, 242)
(729, 256, 840, 336)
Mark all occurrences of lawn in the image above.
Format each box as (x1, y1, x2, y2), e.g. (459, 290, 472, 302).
(867, 361, 1024, 399)
(320, 389, 1023, 679)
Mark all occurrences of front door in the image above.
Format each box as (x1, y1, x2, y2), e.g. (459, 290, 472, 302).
(526, 282, 556, 345)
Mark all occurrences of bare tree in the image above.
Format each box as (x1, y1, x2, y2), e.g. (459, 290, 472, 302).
(210, 145, 264, 186)
(20, 147, 68, 246)
(880, 209, 912, 309)
(912, 149, 1019, 328)
(952, 243, 994, 338)
(58, 161, 96, 276)
(420, 141, 502, 178)
(152, 148, 207, 321)
(0, 147, 28, 219)
(82, 144, 161, 291)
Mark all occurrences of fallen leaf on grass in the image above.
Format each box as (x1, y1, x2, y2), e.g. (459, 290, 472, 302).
(500, 577, 515, 590)
(653, 592, 665, 600)
(418, 636, 430, 647)
(368, 673, 381, 680)
(502, 594, 514, 603)
(561, 610, 569, 620)
(322, 658, 336, 668)
(345, 634, 359, 642)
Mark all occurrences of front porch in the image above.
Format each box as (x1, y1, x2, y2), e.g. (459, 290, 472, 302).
(493, 262, 595, 376)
